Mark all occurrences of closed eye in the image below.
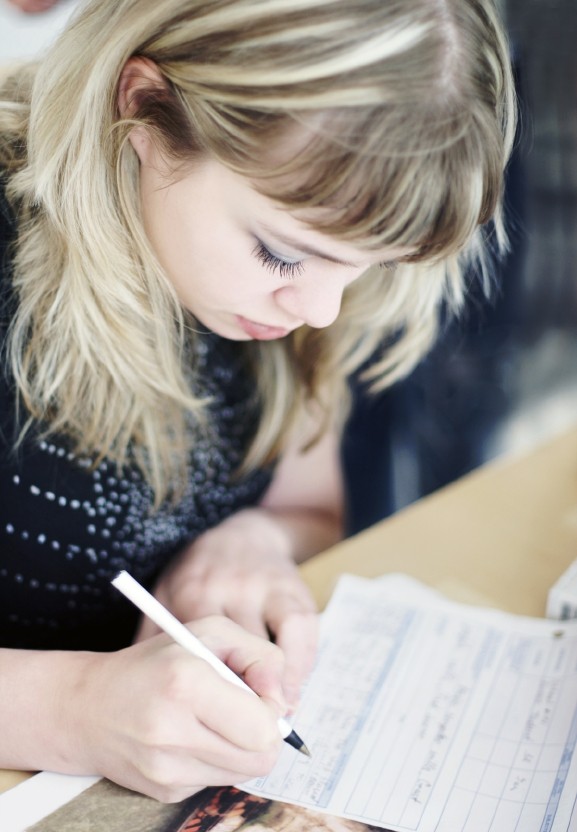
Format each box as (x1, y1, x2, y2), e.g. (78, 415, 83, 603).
(253, 241, 305, 280)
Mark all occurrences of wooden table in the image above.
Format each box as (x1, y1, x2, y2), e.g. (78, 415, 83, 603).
(301, 426, 577, 615)
(3, 426, 577, 796)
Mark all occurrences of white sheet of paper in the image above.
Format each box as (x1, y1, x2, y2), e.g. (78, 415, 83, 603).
(0, 772, 99, 832)
(4, 574, 577, 832)
(243, 574, 577, 832)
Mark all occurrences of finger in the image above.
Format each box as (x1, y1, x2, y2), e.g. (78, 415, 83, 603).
(265, 603, 319, 710)
(175, 723, 281, 781)
(135, 646, 282, 754)
(277, 611, 319, 690)
(190, 617, 287, 716)
(222, 598, 270, 642)
(192, 667, 282, 752)
(262, 581, 317, 640)
(128, 748, 277, 804)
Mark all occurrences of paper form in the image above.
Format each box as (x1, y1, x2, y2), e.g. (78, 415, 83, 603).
(243, 574, 577, 832)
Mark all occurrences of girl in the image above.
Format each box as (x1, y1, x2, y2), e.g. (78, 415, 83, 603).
(0, 0, 515, 803)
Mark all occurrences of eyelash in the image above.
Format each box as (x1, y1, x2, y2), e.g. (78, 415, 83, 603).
(253, 241, 304, 280)
(253, 240, 399, 278)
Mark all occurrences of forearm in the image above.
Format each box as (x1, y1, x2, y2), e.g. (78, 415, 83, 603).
(255, 504, 343, 564)
(0, 647, 95, 773)
(257, 421, 345, 565)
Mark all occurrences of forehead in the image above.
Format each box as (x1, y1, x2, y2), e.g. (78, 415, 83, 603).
(260, 214, 415, 268)
(238, 103, 484, 262)
(179, 155, 416, 265)
(248, 177, 416, 266)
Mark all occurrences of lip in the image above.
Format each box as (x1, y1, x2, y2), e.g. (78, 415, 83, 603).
(236, 315, 293, 340)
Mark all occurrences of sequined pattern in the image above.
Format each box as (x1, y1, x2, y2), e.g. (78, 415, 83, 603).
(0, 182, 273, 651)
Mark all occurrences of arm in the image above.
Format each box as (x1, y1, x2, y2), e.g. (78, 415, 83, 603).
(258, 418, 345, 563)
(0, 617, 286, 802)
(137, 412, 345, 707)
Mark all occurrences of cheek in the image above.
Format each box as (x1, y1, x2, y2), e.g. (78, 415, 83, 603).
(143, 195, 272, 302)
(141, 198, 187, 279)
(217, 252, 276, 300)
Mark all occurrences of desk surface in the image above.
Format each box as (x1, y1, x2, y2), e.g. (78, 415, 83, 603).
(302, 425, 577, 615)
(3, 426, 577, 795)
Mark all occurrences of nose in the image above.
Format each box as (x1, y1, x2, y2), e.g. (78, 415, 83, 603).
(273, 275, 345, 329)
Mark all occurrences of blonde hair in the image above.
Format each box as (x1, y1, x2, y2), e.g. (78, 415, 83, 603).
(0, 0, 516, 503)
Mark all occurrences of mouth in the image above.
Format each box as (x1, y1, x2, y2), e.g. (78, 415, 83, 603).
(235, 315, 294, 341)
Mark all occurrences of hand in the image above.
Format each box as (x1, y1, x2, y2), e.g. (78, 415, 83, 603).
(136, 509, 319, 710)
(74, 616, 285, 802)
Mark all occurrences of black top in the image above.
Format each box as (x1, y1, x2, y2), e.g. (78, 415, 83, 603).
(0, 179, 273, 651)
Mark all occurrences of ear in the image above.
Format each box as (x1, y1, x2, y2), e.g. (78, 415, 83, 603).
(118, 56, 166, 118)
(118, 56, 167, 164)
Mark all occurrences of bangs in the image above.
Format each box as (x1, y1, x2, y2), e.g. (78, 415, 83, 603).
(133, 0, 513, 270)
(249, 103, 504, 265)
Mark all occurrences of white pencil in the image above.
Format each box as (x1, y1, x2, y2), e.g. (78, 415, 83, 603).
(111, 570, 310, 757)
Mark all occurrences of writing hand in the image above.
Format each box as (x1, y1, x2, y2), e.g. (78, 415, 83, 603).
(135, 508, 319, 711)
(76, 616, 285, 802)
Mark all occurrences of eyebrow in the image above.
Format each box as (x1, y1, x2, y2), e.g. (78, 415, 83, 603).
(259, 224, 358, 267)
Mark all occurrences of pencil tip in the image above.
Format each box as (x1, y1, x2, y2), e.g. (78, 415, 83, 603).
(284, 728, 311, 757)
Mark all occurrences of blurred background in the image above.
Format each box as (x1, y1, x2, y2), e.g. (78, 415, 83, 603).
(1, 0, 577, 535)
(344, 0, 577, 532)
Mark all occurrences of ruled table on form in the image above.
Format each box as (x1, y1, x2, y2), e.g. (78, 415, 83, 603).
(244, 575, 577, 832)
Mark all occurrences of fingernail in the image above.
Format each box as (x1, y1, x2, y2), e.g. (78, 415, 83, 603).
(284, 685, 300, 712)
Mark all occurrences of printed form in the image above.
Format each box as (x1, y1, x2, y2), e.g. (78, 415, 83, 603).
(244, 575, 577, 832)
